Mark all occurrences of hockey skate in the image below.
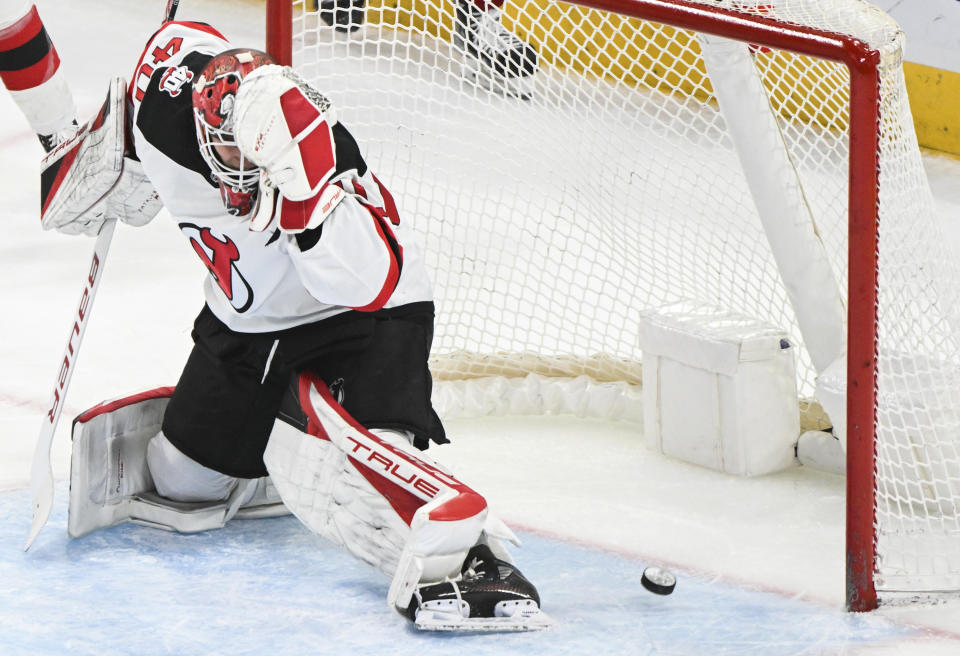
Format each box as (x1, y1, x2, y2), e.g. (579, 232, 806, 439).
(406, 543, 552, 632)
(453, 1, 538, 99)
(38, 119, 78, 153)
(318, 0, 365, 33)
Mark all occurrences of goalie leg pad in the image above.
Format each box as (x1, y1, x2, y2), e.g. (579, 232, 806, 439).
(263, 373, 490, 608)
(69, 388, 170, 537)
(68, 388, 287, 539)
(263, 418, 411, 573)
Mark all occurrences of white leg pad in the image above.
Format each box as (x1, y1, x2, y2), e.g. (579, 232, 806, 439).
(263, 373, 492, 612)
(68, 388, 287, 538)
(263, 419, 411, 574)
(69, 389, 169, 538)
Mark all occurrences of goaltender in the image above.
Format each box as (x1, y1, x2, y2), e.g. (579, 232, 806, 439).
(39, 18, 549, 631)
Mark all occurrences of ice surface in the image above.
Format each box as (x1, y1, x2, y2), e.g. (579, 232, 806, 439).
(1, 0, 959, 653)
(0, 485, 917, 656)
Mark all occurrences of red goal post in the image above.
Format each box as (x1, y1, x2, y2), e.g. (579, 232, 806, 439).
(263, 0, 959, 612)
(557, 0, 883, 615)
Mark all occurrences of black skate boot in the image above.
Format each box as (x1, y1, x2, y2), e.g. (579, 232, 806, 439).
(406, 543, 551, 631)
(318, 0, 365, 33)
(453, 0, 538, 98)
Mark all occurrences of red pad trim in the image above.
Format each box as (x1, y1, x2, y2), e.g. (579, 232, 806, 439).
(295, 121, 336, 190)
(40, 140, 82, 217)
(279, 87, 319, 135)
(279, 89, 336, 191)
(349, 455, 423, 526)
(88, 95, 111, 132)
(75, 387, 176, 424)
(296, 373, 486, 522)
(0, 6, 42, 51)
(311, 178, 400, 311)
(428, 490, 487, 522)
(297, 374, 423, 524)
(277, 186, 323, 232)
(297, 374, 331, 441)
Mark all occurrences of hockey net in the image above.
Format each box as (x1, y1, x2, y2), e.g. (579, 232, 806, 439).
(265, 0, 960, 609)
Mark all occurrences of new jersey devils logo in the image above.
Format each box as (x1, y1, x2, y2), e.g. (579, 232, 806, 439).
(179, 223, 254, 312)
(159, 65, 194, 97)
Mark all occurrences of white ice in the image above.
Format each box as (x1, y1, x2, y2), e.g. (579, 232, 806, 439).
(1, 1, 960, 654)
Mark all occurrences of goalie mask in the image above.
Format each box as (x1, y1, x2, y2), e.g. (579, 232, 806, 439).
(193, 48, 277, 216)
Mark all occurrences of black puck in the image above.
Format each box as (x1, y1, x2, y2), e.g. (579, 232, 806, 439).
(641, 567, 676, 595)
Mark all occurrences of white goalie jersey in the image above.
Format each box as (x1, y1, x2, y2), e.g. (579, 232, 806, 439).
(129, 21, 432, 332)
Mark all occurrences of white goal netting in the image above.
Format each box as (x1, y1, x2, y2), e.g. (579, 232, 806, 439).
(281, 0, 960, 601)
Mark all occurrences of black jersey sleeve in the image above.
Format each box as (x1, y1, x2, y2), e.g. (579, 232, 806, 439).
(332, 122, 367, 178)
(135, 51, 215, 187)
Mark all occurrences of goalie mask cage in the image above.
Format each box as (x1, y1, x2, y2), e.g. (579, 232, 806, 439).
(264, 0, 960, 611)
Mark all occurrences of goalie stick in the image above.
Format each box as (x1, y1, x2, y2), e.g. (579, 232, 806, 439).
(164, 0, 180, 22)
(25, 219, 117, 550)
(26, 0, 179, 550)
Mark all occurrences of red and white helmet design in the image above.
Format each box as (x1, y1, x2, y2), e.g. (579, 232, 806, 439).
(192, 48, 277, 216)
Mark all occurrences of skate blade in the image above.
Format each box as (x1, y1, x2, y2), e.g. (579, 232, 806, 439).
(414, 608, 553, 632)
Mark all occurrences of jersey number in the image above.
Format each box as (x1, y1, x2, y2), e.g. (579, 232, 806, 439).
(133, 37, 183, 102)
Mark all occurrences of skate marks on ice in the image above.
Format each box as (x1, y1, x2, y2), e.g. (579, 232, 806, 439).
(1, 487, 915, 656)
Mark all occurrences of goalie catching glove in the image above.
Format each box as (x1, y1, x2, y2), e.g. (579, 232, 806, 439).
(232, 65, 345, 233)
(40, 77, 162, 236)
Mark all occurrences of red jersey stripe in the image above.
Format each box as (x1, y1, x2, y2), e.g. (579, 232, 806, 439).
(41, 140, 82, 217)
(350, 209, 402, 312)
(372, 173, 401, 225)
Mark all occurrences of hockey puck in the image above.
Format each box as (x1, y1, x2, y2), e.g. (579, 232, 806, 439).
(641, 567, 676, 595)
